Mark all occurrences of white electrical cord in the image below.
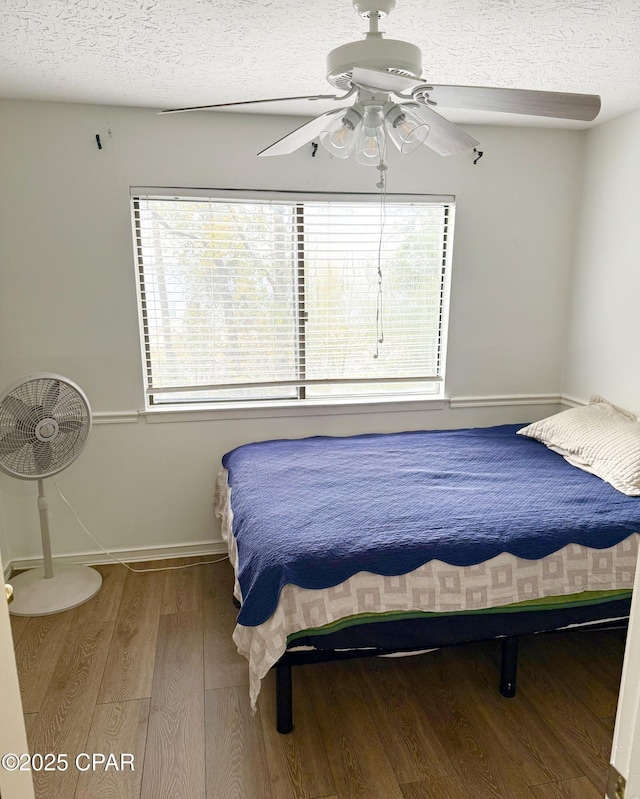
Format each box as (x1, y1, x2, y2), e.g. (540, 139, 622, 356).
(52, 477, 229, 574)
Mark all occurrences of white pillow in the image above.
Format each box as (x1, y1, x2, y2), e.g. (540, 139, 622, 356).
(517, 397, 640, 496)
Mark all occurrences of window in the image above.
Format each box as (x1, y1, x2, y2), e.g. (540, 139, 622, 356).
(132, 189, 454, 406)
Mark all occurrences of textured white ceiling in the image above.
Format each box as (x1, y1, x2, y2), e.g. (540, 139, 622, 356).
(1, 0, 639, 127)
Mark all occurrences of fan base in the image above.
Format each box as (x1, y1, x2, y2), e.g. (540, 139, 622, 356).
(8, 565, 102, 617)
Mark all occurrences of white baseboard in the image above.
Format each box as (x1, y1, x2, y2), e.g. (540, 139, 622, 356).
(6, 540, 228, 575)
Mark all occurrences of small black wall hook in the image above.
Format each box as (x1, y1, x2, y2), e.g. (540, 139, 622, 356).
(311, 141, 318, 157)
(473, 147, 483, 164)
(95, 134, 103, 150)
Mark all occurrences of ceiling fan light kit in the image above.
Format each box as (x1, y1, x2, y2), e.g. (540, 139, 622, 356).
(161, 0, 601, 168)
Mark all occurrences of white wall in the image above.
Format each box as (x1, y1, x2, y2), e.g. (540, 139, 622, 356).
(0, 99, 585, 565)
(562, 109, 640, 416)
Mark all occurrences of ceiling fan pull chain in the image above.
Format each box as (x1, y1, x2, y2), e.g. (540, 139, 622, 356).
(375, 159, 387, 189)
(374, 159, 387, 359)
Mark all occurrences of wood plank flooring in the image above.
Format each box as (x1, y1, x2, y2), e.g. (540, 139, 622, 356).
(9, 558, 625, 798)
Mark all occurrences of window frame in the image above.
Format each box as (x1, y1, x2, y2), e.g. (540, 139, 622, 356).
(131, 187, 455, 411)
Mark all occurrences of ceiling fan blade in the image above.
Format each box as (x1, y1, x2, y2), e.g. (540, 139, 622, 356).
(159, 94, 341, 115)
(258, 108, 347, 157)
(427, 85, 601, 122)
(407, 104, 479, 156)
(352, 67, 424, 94)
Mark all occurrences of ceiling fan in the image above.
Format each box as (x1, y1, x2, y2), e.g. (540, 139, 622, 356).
(160, 0, 601, 166)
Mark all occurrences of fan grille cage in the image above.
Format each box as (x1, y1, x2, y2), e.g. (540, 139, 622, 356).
(0, 375, 91, 479)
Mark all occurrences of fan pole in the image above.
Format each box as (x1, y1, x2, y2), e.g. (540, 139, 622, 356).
(37, 479, 54, 579)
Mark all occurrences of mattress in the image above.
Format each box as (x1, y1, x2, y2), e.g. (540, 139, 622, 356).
(221, 424, 640, 629)
(215, 455, 639, 708)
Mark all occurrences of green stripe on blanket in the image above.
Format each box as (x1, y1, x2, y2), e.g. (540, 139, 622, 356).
(286, 589, 632, 643)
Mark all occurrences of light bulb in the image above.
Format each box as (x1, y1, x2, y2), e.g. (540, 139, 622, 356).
(355, 107, 386, 166)
(319, 107, 362, 159)
(384, 103, 430, 154)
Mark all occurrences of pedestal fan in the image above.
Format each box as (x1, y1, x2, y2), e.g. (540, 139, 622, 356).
(0, 373, 101, 616)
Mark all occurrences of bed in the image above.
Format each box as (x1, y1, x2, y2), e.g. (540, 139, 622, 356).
(215, 407, 640, 733)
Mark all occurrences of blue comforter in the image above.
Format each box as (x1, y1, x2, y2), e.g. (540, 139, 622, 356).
(222, 424, 640, 626)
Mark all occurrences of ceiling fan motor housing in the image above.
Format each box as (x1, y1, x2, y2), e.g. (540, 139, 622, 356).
(327, 37, 423, 90)
(353, 0, 396, 18)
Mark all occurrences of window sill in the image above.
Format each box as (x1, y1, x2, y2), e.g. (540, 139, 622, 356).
(141, 395, 447, 423)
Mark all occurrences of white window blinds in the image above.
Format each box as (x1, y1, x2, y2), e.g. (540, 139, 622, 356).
(132, 190, 454, 405)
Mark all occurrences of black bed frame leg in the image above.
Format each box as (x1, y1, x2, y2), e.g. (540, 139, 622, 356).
(500, 636, 518, 698)
(276, 662, 293, 734)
